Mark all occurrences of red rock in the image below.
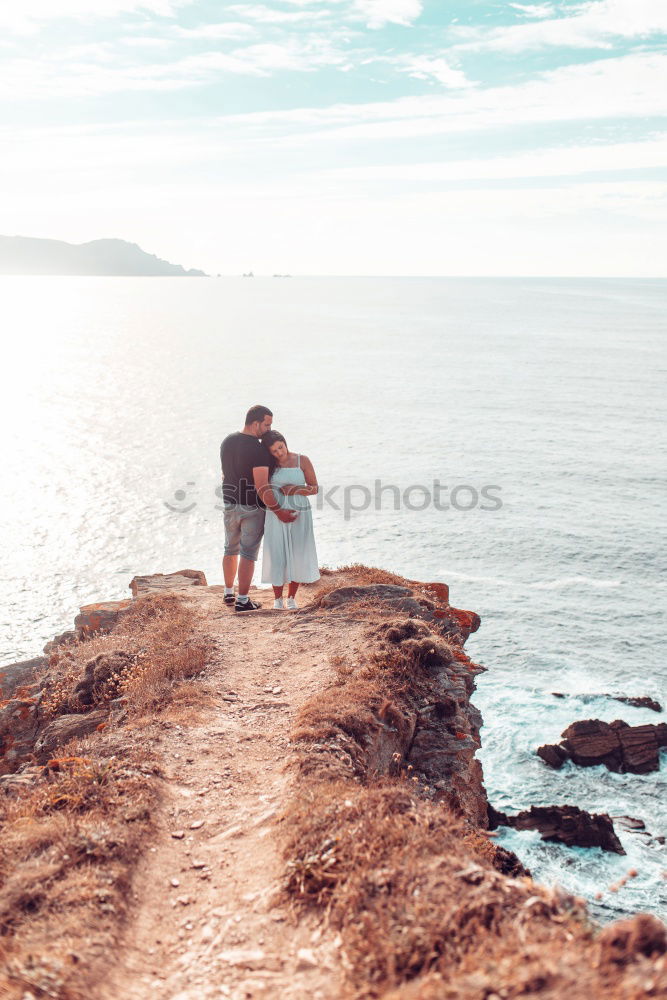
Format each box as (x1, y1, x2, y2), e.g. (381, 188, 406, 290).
(128, 569, 207, 597)
(445, 607, 481, 638)
(74, 600, 133, 638)
(421, 582, 450, 605)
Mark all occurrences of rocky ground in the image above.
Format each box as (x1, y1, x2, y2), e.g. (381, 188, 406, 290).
(96, 579, 354, 1000)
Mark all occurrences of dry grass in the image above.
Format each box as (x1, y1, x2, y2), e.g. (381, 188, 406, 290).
(0, 591, 211, 999)
(312, 565, 415, 607)
(0, 745, 156, 1000)
(42, 592, 213, 720)
(282, 611, 667, 1000)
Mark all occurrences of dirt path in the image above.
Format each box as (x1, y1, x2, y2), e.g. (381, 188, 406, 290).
(99, 583, 356, 1000)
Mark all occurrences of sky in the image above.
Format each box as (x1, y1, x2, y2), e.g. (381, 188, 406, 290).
(0, 0, 666, 275)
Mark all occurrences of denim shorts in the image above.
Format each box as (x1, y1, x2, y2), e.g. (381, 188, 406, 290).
(223, 504, 266, 561)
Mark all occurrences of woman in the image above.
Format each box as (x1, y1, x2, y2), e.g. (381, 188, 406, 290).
(261, 430, 320, 609)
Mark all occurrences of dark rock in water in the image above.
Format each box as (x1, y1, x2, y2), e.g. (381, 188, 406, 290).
(563, 719, 624, 770)
(611, 815, 646, 831)
(537, 743, 569, 769)
(552, 692, 662, 712)
(492, 844, 531, 878)
(615, 695, 662, 713)
(490, 803, 625, 854)
(537, 718, 667, 774)
(0, 656, 46, 700)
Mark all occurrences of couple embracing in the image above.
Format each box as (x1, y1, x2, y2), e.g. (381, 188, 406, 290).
(220, 405, 320, 612)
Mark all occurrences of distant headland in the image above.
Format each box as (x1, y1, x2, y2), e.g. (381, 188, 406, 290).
(0, 235, 207, 276)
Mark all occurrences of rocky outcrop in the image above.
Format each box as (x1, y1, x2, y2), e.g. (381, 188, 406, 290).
(0, 696, 40, 775)
(320, 584, 481, 643)
(34, 710, 108, 763)
(43, 629, 77, 655)
(128, 569, 208, 597)
(489, 803, 625, 854)
(553, 692, 662, 713)
(538, 718, 667, 774)
(0, 656, 46, 700)
(74, 599, 133, 637)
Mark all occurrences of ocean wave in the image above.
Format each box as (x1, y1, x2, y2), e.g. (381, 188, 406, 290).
(530, 576, 622, 590)
(442, 570, 622, 590)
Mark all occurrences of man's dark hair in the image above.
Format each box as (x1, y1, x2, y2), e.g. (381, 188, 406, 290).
(245, 404, 273, 426)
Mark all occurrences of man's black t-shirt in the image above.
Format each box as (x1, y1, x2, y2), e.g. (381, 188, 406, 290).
(220, 432, 270, 507)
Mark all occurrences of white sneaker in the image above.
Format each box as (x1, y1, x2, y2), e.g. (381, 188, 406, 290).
(273, 598, 285, 610)
(286, 597, 298, 610)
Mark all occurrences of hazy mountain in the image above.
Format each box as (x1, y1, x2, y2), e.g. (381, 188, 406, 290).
(0, 236, 207, 276)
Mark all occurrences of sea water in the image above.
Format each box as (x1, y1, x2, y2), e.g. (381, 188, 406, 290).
(1, 275, 665, 921)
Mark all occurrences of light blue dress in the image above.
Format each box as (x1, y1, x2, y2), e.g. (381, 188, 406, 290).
(261, 455, 320, 586)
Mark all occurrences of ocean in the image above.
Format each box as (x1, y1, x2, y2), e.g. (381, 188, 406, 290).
(1, 275, 665, 922)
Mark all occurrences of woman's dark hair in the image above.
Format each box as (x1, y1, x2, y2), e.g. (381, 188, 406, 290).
(262, 430, 287, 451)
(262, 430, 287, 472)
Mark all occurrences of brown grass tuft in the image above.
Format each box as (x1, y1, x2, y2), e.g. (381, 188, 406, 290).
(0, 743, 156, 999)
(0, 590, 211, 999)
(41, 592, 213, 720)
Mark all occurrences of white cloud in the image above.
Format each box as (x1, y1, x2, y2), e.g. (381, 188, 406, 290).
(352, 0, 422, 30)
(173, 22, 257, 40)
(454, 0, 667, 53)
(0, 0, 193, 34)
(395, 55, 473, 89)
(0, 33, 354, 97)
(508, 3, 557, 18)
(205, 51, 667, 143)
(225, 3, 332, 23)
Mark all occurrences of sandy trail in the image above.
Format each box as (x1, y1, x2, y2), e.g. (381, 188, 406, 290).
(99, 583, 356, 1000)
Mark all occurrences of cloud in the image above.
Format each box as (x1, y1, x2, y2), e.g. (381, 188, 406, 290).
(0, 0, 193, 34)
(508, 3, 557, 17)
(225, 3, 332, 23)
(453, 0, 667, 53)
(0, 33, 354, 98)
(173, 22, 257, 40)
(206, 50, 667, 143)
(352, 0, 423, 30)
(395, 55, 473, 89)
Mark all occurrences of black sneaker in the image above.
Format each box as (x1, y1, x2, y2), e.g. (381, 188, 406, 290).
(234, 598, 262, 612)
(224, 592, 235, 605)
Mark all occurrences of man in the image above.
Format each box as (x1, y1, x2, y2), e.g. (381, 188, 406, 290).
(220, 405, 297, 611)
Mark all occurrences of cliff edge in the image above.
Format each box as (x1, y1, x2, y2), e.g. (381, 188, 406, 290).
(0, 566, 664, 1000)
